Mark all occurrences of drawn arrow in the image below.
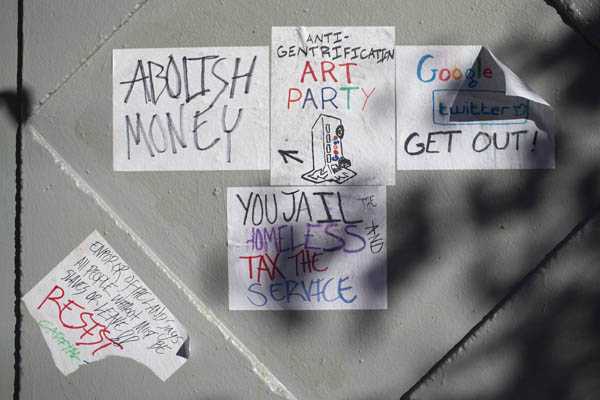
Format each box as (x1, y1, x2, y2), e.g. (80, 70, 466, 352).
(278, 149, 303, 164)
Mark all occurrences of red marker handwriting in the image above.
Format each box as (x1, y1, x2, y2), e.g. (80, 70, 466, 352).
(38, 285, 123, 356)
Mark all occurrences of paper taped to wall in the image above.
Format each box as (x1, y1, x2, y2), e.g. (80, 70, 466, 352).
(227, 186, 387, 310)
(271, 27, 396, 185)
(113, 47, 269, 171)
(396, 46, 554, 169)
(22, 231, 189, 381)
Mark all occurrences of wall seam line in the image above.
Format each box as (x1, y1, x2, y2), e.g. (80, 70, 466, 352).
(399, 203, 600, 399)
(31, 0, 150, 116)
(26, 124, 298, 400)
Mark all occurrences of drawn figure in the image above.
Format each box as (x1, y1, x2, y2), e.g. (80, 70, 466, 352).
(302, 114, 356, 184)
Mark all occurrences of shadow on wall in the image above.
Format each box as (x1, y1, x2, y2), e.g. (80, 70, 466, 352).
(484, 288, 600, 400)
(0, 87, 31, 124)
(402, 210, 600, 400)
(358, 25, 600, 349)
(398, 20, 600, 400)
(350, 187, 432, 345)
(223, 21, 600, 350)
(191, 15, 600, 398)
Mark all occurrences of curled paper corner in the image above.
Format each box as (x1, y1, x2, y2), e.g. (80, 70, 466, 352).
(176, 336, 191, 359)
(448, 46, 555, 135)
(452, 46, 552, 108)
(483, 46, 555, 139)
(22, 230, 190, 382)
(480, 46, 550, 107)
(149, 335, 191, 381)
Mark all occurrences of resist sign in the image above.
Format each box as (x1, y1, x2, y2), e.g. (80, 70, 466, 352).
(113, 47, 269, 171)
(22, 231, 189, 381)
(227, 187, 387, 310)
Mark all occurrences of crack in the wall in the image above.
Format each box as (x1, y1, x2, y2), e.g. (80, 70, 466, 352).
(400, 203, 600, 400)
(545, 0, 600, 51)
(28, 125, 298, 400)
(24, 0, 297, 396)
(32, 0, 150, 115)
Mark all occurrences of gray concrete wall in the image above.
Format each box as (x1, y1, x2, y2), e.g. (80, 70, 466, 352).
(2, 0, 599, 399)
(406, 208, 600, 400)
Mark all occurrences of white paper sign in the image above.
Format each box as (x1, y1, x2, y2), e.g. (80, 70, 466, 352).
(271, 27, 396, 185)
(113, 47, 269, 170)
(227, 187, 387, 310)
(396, 46, 554, 169)
(23, 231, 189, 381)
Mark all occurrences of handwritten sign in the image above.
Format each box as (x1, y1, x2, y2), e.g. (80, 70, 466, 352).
(113, 47, 269, 170)
(396, 46, 554, 169)
(271, 27, 396, 185)
(227, 187, 387, 310)
(23, 231, 189, 381)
